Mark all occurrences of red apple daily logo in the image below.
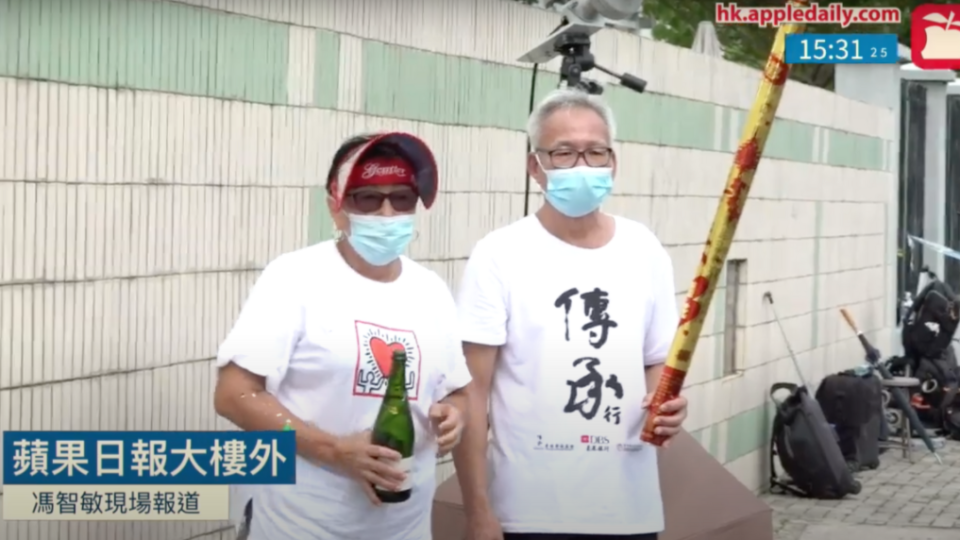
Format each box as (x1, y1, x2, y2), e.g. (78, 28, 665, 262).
(911, 4, 960, 70)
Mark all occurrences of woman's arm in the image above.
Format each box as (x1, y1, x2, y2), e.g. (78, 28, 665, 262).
(214, 254, 344, 465)
(214, 363, 340, 465)
(213, 254, 407, 501)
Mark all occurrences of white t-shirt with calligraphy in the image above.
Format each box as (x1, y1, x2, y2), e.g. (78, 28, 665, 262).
(457, 215, 678, 535)
(216, 240, 472, 540)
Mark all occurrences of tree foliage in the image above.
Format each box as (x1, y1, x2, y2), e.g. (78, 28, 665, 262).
(509, 0, 952, 89)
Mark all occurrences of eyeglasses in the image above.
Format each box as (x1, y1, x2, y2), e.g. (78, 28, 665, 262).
(345, 190, 419, 213)
(537, 147, 613, 169)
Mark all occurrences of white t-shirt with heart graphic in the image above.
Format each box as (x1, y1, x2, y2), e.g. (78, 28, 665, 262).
(216, 240, 472, 540)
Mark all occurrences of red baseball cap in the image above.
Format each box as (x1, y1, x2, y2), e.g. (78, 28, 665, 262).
(331, 132, 438, 212)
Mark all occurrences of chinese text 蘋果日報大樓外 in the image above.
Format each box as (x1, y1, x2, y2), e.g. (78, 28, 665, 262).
(2, 430, 297, 485)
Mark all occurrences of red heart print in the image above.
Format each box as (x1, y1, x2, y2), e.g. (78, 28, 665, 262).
(370, 337, 406, 378)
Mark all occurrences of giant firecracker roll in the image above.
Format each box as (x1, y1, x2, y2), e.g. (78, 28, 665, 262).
(641, 1, 809, 445)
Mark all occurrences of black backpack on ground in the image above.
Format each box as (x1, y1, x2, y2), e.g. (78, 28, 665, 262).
(943, 393, 960, 440)
(902, 279, 959, 360)
(858, 399, 885, 464)
(815, 371, 882, 470)
(888, 347, 960, 439)
(769, 383, 862, 499)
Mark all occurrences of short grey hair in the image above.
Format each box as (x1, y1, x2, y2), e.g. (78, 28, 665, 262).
(526, 88, 617, 148)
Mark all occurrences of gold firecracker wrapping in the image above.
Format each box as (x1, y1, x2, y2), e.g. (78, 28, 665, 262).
(641, 2, 808, 445)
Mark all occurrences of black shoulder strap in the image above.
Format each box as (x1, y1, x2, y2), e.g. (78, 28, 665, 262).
(768, 415, 782, 490)
(769, 429, 811, 497)
(768, 384, 811, 498)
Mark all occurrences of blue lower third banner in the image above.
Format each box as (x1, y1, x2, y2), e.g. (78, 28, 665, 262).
(2, 431, 296, 521)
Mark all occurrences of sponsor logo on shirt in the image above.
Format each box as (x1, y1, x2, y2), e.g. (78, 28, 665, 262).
(581, 434, 610, 452)
(533, 435, 574, 451)
(616, 443, 645, 452)
(352, 321, 422, 400)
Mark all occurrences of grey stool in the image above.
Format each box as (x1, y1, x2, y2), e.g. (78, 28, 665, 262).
(881, 376, 921, 462)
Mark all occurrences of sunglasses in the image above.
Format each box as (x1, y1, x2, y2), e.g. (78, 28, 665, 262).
(345, 189, 419, 213)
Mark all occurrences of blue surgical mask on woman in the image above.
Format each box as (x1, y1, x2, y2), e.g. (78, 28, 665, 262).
(543, 166, 614, 218)
(346, 214, 416, 266)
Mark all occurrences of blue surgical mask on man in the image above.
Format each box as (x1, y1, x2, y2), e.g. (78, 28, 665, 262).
(542, 166, 614, 218)
(346, 214, 416, 266)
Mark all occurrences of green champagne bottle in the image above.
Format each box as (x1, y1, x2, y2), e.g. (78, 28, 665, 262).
(371, 349, 415, 503)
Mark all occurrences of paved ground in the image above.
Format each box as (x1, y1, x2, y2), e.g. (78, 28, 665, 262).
(763, 440, 960, 539)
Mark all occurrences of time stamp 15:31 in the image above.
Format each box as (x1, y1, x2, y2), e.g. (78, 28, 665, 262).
(784, 34, 899, 64)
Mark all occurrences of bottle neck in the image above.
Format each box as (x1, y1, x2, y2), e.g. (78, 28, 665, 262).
(385, 358, 408, 397)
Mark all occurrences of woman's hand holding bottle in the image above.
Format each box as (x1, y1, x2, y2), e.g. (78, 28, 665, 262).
(332, 430, 408, 505)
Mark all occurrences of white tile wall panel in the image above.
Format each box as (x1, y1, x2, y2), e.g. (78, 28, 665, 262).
(168, 0, 895, 137)
(0, 273, 260, 387)
(287, 26, 317, 107)
(336, 34, 365, 112)
(0, 183, 305, 283)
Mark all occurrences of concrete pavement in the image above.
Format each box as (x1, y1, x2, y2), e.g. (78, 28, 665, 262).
(763, 440, 960, 539)
(797, 523, 960, 540)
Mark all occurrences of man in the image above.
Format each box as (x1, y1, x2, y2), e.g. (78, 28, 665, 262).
(452, 89, 688, 540)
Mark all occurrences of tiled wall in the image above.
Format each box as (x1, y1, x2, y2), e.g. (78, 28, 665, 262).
(0, 0, 897, 537)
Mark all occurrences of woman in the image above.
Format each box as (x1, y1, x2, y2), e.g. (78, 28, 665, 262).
(214, 132, 471, 540)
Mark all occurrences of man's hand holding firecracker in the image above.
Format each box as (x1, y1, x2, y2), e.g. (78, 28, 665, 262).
(641, 393, 689, 447)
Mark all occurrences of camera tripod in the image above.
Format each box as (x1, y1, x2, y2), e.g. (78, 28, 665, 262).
(555, 31, 646, 95)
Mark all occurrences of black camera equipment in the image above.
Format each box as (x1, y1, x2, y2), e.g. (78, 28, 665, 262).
(554, 31, 647, 95)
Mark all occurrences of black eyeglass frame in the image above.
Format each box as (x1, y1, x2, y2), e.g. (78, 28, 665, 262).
(534, 146, 614, 169)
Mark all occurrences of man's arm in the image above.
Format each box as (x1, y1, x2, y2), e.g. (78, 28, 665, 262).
(641, 242, 690, 439)
(644, 361, 664, 392)
(442, 386, 469, 416)
(452, 237, 508, 524)
(451, 343, 498, 515)
(644, 242, 679, 370)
